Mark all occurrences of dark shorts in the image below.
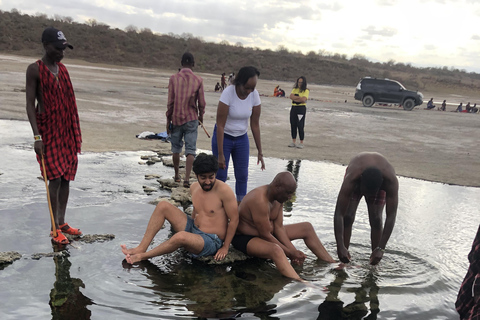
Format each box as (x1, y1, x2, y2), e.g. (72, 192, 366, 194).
(231, 234, 256, 254)
(185, 216, 223, 257)
(351, 189, 386, 206)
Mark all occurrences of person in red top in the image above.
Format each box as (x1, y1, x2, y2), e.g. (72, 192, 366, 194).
(166, 52, 206, 188)
(26, 27, 83, 245)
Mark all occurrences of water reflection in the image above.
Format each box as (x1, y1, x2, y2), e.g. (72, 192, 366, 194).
(49, 248, 93, 319)
(318, 269, 379, 320)
(284, 160, 301, 212)
(122, 255, 291, 319)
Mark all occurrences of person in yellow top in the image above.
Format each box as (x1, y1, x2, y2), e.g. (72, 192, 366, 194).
(288, 76, 309, 149)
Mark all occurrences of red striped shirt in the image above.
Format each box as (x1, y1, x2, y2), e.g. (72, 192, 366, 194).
(36, 60, 82, 181)
(166, 68, 206, 125)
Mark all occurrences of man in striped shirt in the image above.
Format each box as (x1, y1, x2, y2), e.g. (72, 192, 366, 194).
(166, 52, 206, 188)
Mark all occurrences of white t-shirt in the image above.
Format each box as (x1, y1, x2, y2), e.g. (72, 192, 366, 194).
(219, 85, 261, 137)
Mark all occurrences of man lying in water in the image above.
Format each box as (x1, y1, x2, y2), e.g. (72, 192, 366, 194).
(231, 171, 335, 280)
(121, 153, 238, 264)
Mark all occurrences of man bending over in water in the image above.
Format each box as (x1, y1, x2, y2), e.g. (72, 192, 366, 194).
(121, 153, 238, 264)
(231, 172, 335, 280)
(334, 152, 399, 265)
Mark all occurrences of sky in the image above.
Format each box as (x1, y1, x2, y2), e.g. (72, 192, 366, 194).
(2, 0, 480, 73)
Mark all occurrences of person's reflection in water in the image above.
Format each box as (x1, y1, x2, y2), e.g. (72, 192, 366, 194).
(284, 160, 301, 213)
(317, 269, 379, 320)
(123, 256, 289, 319)
(49, 247, 93, 319)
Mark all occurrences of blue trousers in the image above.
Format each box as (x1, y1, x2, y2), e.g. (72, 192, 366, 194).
(212, 126, 249, 202)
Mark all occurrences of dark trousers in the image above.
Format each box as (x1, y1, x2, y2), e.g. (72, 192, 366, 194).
(290, 105, 306, 140)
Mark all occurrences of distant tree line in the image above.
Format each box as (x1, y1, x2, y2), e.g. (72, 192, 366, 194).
(1, 8, 480, 93)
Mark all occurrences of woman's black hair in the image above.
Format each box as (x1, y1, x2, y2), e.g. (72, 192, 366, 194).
(294, 76, 307, 92)
(234, 66, 260, 87)
(193, 153, 219, 175)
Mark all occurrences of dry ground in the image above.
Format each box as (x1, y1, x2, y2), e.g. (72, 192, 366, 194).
(1, 54, 479, 187)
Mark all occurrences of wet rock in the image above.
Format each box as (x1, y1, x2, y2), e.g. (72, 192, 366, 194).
(162, 157, 185, 168)
(156, 150, 172, 157)
(157, 178, 181, 190)
(31, 251, 66, 260)
(150, 157, 162, 163)
(171, 187, 192, 204)
(146, 160, 156, 165)
(143, 186, 157, 193)
(66, 234, 115, 244)
(184, 206, 193, 216)
(197, 247, 250, 264)
(149, 197, 182, 207)
(0, 251, 22, 264)
(138, 161, 147, 165)
(145, 174, 161, 180)
(140, 155, 150, 160)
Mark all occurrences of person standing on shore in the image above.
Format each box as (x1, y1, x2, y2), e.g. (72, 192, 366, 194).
(288, 76, 309, 149)
(166, 52, 206, 188)
(212, 66, 265, 204)
(333, 152, 399, 265)
(26, 27, 83, 245)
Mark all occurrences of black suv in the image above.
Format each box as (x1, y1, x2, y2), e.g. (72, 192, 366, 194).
(354, 77, 423, 111)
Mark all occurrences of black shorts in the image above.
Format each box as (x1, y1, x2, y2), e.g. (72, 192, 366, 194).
(231, 234, 256, 254)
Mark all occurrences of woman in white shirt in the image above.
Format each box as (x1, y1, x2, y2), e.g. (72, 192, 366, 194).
(212, 66, 265, 203)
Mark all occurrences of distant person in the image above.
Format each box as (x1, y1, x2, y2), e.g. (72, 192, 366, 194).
(334, 152, 399, 265)
(166, 52, 206, 188)
(121, 153, 238, 264)
(212, 66, 265, 203)
(456, 224, 480, 320)
(288, 76, 309, 149)
(232, 172, 335, 280)
(278, 89, 285, 97)
(425, 98, 436, 110)
(472, 103, 478, 113)
(26, 27, 82, 245)
(454, 102, 463, 112)
(214, 82, 221, 92)
(438, 100, 446, 111)
(466, 102, 472, 113)
(228, 72, 235, 85)
(221, 73, 226, 90)
(274, 85, 280, 97)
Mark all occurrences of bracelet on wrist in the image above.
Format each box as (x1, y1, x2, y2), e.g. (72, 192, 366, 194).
(34, 135, 42, 141)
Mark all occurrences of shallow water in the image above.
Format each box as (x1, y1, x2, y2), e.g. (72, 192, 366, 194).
(0, 119, 479, 319)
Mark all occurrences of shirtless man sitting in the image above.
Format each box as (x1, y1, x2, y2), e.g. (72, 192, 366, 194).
(121, 153, 238, 264)
(231, 172, 335, 280)
(334, 152, 399, 265)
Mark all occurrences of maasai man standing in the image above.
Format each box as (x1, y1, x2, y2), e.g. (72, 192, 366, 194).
(26, 27, 82, 245)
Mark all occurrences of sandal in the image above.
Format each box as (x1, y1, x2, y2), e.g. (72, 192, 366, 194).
(173, 176, 181, 183)
(183, 181, 191, 188)
(59, 223, 82, 236)
(50, 230, 70, 245)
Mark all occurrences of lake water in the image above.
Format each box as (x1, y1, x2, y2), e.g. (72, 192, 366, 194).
(0, 119, 479, 320)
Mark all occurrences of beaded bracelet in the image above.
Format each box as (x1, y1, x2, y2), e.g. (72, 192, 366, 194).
(374, 247, 385, 253)
(34, 135, 42, 141)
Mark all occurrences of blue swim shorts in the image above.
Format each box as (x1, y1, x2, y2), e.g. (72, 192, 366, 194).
(185, 216, 223, 257)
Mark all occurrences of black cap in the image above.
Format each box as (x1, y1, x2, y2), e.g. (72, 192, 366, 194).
(42, 27, 73, 50)
(181, 52, 194, 65)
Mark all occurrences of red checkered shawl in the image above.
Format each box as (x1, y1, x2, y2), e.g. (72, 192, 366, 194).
(36, 60, 82, 181)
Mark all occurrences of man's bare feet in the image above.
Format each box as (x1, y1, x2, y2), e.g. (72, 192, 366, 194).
(121, 244, 143, 255)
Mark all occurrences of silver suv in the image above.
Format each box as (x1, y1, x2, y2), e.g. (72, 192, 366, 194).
(354, 77, 423, 111)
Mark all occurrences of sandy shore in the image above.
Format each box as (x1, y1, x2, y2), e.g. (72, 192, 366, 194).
(1, 53, 479, 187)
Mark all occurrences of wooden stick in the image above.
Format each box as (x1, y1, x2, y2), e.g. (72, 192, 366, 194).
(198, 120, 210, 138)
(41, 155, 57, 237)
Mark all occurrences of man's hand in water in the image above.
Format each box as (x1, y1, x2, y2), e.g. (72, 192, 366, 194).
(369, 247, 384, 265)
(337, 246, 351, 263)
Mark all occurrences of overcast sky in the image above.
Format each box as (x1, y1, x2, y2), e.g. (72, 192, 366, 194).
(2, 0, 480, 73)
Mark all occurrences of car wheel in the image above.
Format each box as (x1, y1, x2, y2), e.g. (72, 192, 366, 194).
(403, 98, 415, 111)
(362, 95, 374, 107)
